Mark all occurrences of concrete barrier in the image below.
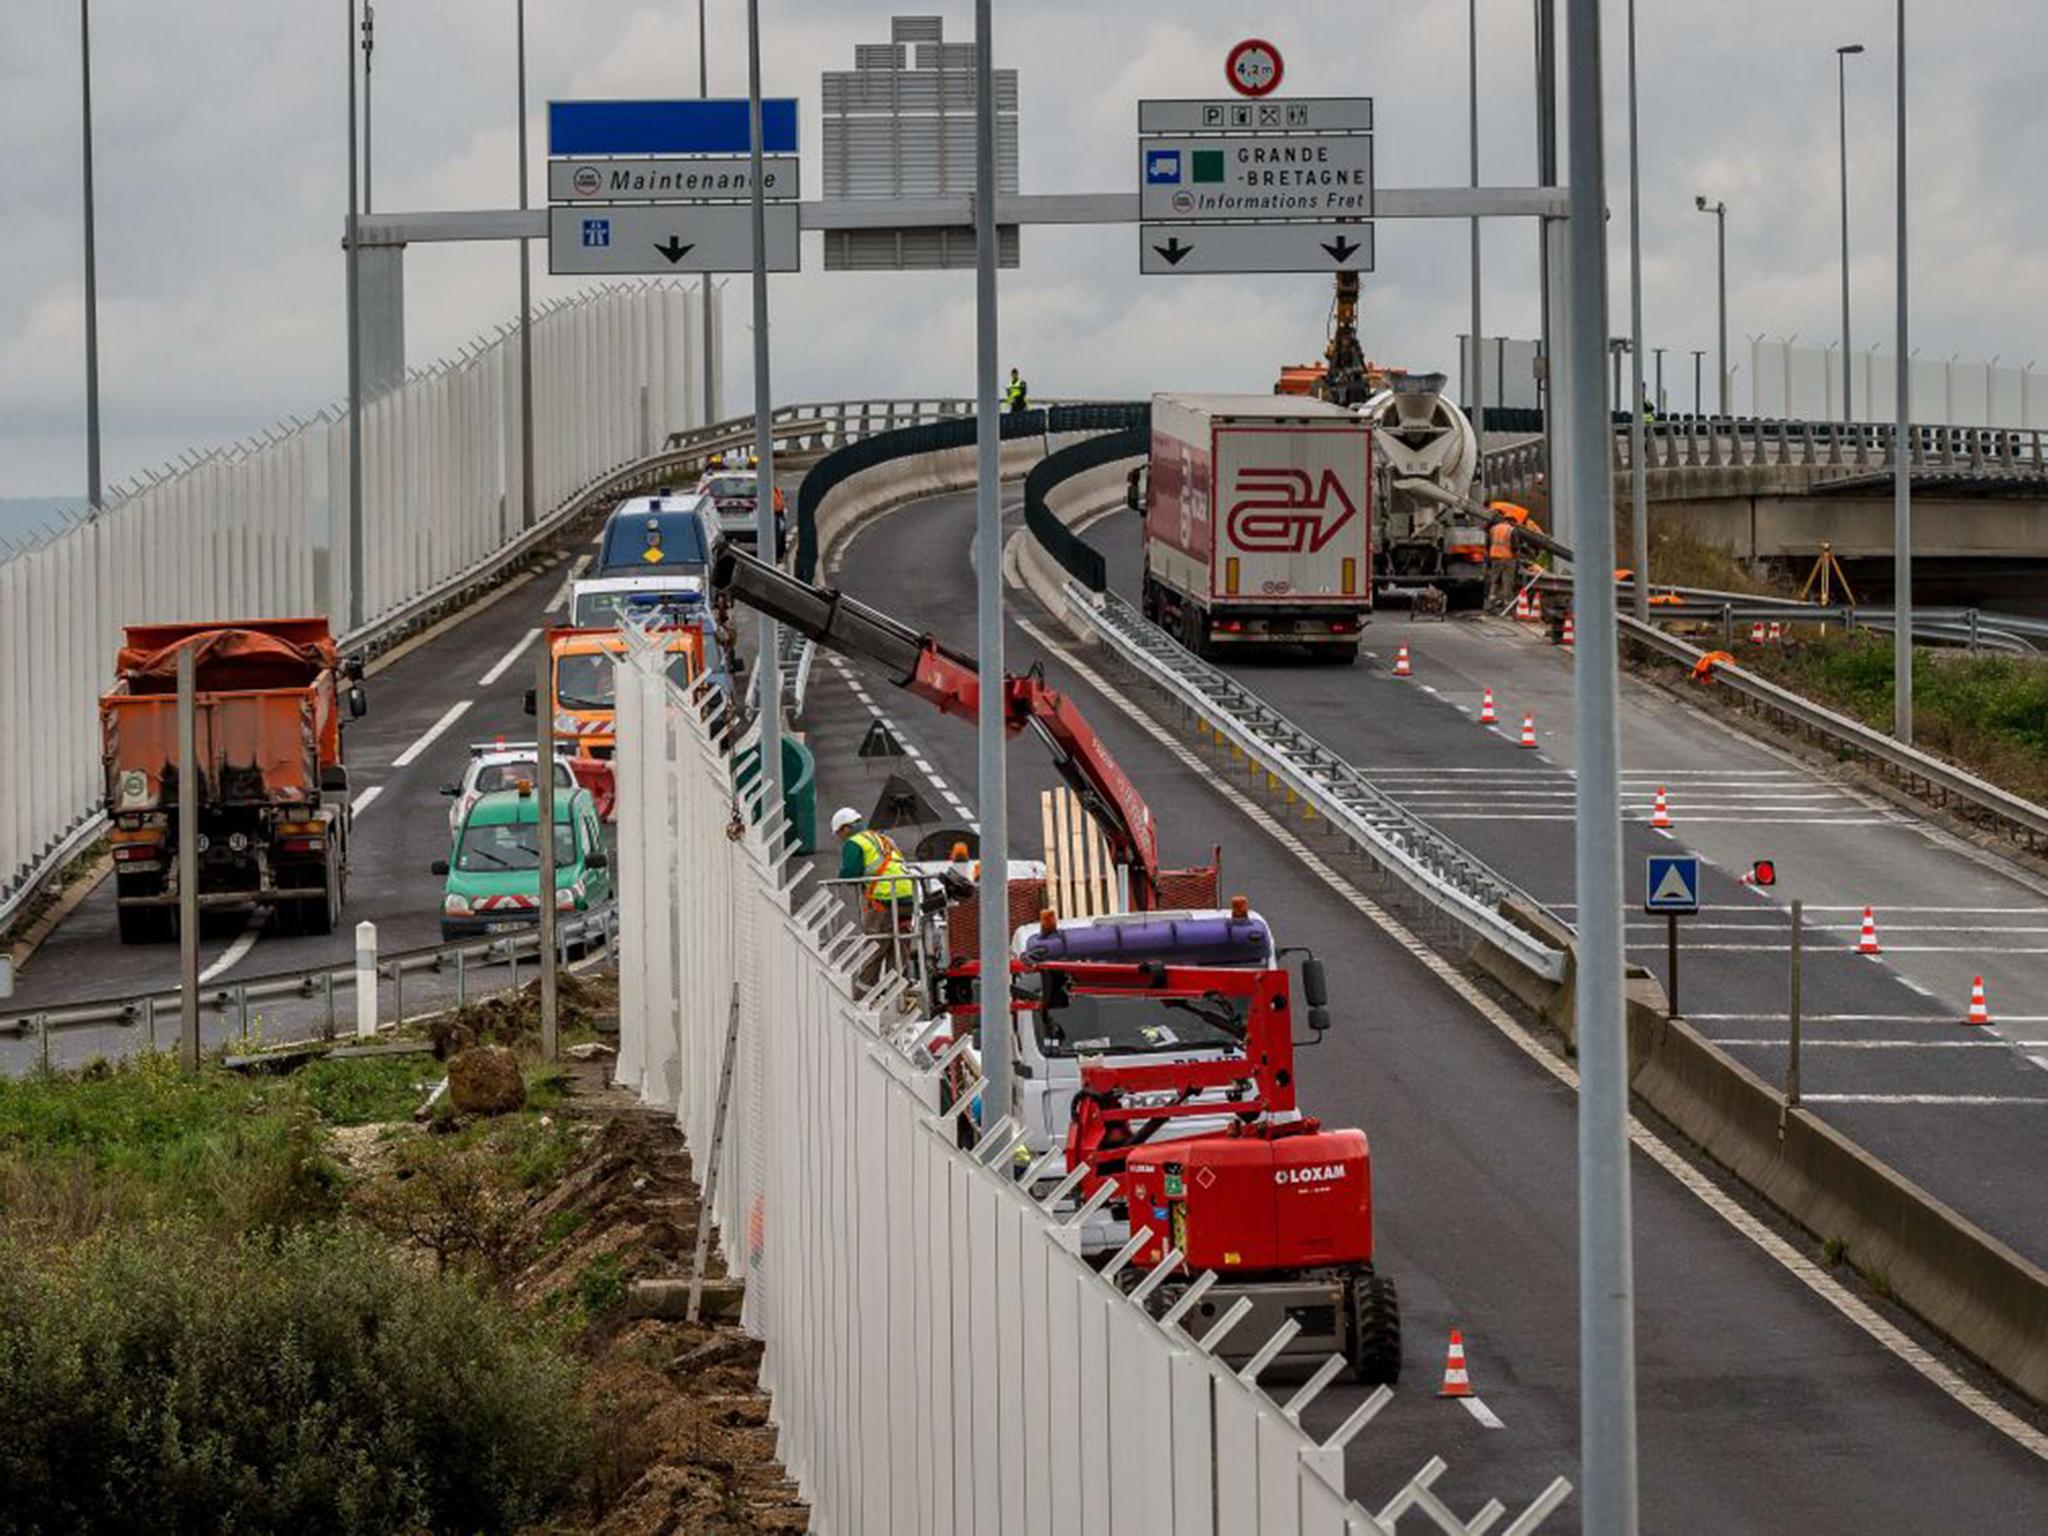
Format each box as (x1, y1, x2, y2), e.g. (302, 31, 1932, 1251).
(1479, 902, 2048, 1406)
(812, 433, 1090, 571)
(1013, 455, 1142, 636)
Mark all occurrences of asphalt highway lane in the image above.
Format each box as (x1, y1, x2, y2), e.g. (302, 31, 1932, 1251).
(808, 486, 2048, 1531)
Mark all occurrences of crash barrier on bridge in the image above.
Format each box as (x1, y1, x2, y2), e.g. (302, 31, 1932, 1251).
(612, 646, 1572, 1536)
(0, 906, 616, 1073)
(1615, 416, 2048, 477)
(1472, 910, 2048, 1412)
(793, 403, 1150, 581)
(1023, 423, 1153, 594)
(1061, 583, 1568, 986)
(0, 283, 707, 931)
(1617, 615, 2048, 855)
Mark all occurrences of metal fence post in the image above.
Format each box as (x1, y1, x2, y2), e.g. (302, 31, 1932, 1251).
(177, 643, 201, 1072)
(392, 957, 404, 1029)
(537, 641, 560, 1060)
(354, 920, 378, 1037)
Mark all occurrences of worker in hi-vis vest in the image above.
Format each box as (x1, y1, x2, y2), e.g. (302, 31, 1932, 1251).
(832, 806, 914, 980)
(1005, 368, 1029, 413)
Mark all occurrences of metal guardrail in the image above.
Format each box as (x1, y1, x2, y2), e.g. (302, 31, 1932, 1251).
(1065, 583, 1567, 981)
(779, 628, 816, 718)
(1618, 416, 2048, 476)
(1618, 615, 2048, 851)
(0, 907, 617, 1057)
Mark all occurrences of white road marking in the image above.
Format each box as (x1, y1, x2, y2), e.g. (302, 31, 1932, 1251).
(198, 910, 266, 984)
(824, 655, 976, 826)
(1632, 941, 2048, 954)
(478, 626, 543, 686)
(351, 785, 384, 815)
(1801, 1094, 2048, 1106)
(1567, 904, 2048, 915)
(1460, 1397, 1506, 1430)
(1422, 814, 1893, 826)
(390, 700, 474, 769)
(2031, 1056, 2048, 1073)
(545, 554, 591, 613)
(1695, 1012, 2048, 1024)
(1011, 612, 2048, 1465)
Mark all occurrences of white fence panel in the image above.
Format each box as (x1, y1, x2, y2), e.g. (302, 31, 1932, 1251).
(612, 635, 1569, 1536)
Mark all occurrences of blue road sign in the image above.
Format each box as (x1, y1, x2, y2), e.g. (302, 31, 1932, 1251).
(1644, 854, 1701, 914)
(1145, 148, 1183, 184)
(548, 99, 799, 157)
(580, 217, 611, 249)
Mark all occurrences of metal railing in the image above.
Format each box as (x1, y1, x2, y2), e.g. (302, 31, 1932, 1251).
(1065, 584, 1568, 981)
(1619, 615, 2048, 850)
(1616, 416, 2048, 477)
(0, 907, 616, 1067)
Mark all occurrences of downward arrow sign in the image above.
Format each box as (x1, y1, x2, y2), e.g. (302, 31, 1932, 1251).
(1322, 235, 1362, 264)
(1153, 236, 1194, 267)
(653, 236, 696, 265)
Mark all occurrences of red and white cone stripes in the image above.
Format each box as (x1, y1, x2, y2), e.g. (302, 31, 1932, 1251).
(1967, 976, 1992, 1026)
(1515, 589, 1533, 621)
(1857, 906, 1881, 955)
(1561, 612, 1576, 648)
(1650, 786, 1672, 829)
(1479, 687, 1498, 725)
(1393, 644, 1412, 678)
(1750, 621, 1766, 644)
(1439, 1330, 1474, 1397)
(1518, 713, 1538, 749)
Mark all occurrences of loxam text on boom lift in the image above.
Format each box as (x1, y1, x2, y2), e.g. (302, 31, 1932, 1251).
(710, 545, 1401, 1381)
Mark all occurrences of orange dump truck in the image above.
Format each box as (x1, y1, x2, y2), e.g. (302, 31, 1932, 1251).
(100, 618, 365, 942)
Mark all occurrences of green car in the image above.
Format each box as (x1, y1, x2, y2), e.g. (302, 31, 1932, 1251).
(434, 784, 611, 941)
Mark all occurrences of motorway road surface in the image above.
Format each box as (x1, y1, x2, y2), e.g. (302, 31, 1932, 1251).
(3, 548, 595, 1070)
(808, 484, 2048, 1530)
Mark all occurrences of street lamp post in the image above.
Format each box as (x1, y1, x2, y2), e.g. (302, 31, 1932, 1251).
(345, 0, 364, 629)
(79, 0, 102, 511)
(1467, 0, 1484, 438)
(1893, 0, 1912, 741)
(1626, 0, 1648, 618)
(1653, 347, 1665, 415)
(699, 0, 717, 424)
(1691, 349, 1705, 415)
(1837, 43, 1865, 422)
(1695, 196, 1728, 414)
(361, 3, 375, 212)
(516, 0, 535, 532)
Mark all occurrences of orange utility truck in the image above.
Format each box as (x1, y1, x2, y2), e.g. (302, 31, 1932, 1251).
(101, 618, 365, 942)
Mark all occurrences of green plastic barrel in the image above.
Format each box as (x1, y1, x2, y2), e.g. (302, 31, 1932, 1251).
(736, 734, 817, 853)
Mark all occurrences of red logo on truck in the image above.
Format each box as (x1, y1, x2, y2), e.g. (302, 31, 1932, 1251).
(1225, 467, 1359, 554)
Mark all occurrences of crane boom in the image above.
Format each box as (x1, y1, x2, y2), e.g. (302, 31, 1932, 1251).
(710, 546, 1163, 907)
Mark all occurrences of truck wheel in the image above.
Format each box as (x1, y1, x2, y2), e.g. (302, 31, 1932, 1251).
(300, 861, 339, 936)
(1344, 1265, 1402, 1386)
(1181, 607, 1212, 659)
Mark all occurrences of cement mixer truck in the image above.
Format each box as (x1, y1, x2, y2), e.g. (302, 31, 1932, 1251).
(1359, 372, 1489, 608)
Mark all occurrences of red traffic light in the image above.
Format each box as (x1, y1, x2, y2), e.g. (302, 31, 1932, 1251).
(1749, 859, 1777, 887)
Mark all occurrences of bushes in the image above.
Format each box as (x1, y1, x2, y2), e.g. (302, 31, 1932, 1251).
(0, 1223, 584, 1534)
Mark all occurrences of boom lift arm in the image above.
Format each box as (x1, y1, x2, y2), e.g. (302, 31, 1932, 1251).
(711, 546, 1163, 907)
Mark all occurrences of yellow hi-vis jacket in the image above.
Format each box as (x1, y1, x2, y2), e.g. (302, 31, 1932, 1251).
(851, 829, 914, 906)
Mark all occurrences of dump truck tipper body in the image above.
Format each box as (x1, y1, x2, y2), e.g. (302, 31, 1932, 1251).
(1140, 393, 1373, 662)
(101, 618, 360, 941)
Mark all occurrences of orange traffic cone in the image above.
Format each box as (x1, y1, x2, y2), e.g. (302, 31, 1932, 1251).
(1966, 976, 1991, 1026)
(1519, 713, 1538, 749)
(1515, 589, 1533, 621)
(1394, 644, 1412, 678)
(1439, 1330, 1474, 1398)
(1531, 588, 1544, 619)
(1479, 687, 1498, 725)
(1650, 786, 1672, 829)
(1749, 620, 1766, 644)
(1768, 620, 1784, 644)
(1561, 612, 1576, 648)
(1857, 906, 1881, 955)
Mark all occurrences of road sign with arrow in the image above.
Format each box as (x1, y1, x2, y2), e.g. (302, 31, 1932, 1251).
(546, 203, 798, 275)
(1139, 222, 1375, 276)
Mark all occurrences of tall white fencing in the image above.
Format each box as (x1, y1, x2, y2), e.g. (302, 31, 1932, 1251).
(0, 281, 711, 924)
(613, 647, 1570, 1536)
(1748, 338, 2048, 428)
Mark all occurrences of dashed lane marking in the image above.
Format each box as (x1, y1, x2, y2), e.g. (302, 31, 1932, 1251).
(1460, 1397, 1505, 1430)
(1010, 611, 2048, 1465)
(1801, 1094, 2048, 1106)
(198, 910, 266, 984)
(390, 700, 474, 769)
(1695, 1012, 2048, 1024)
(478, 627, 543, 687)
(1709, 1038, 2048, 1050)
(823, 655, 976, 826)
(351, 785, 384, 815)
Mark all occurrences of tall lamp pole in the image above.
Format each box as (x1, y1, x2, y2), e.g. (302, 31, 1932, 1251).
(1625, 0, 1648, 618)
(699, 0, 717, 424)
(361, 3, 375, 212)
(1467, 0, 1484, 437)
(1694, 196, 1728, 414)
(745, 0, 782, 814)
(516, 0, 536, 531)
(1690, 349, 1704, 416)
(79, 0, 103, 511)
(345, 0, 364, 629)
(1893, 2, 1912, 741)
(1837, 43, 1865, 422)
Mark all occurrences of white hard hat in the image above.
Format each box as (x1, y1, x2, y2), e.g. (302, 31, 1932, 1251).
(830, 806, 864, 834)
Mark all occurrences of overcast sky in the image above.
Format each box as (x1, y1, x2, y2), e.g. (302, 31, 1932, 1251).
(3, 0, 2043, 496)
